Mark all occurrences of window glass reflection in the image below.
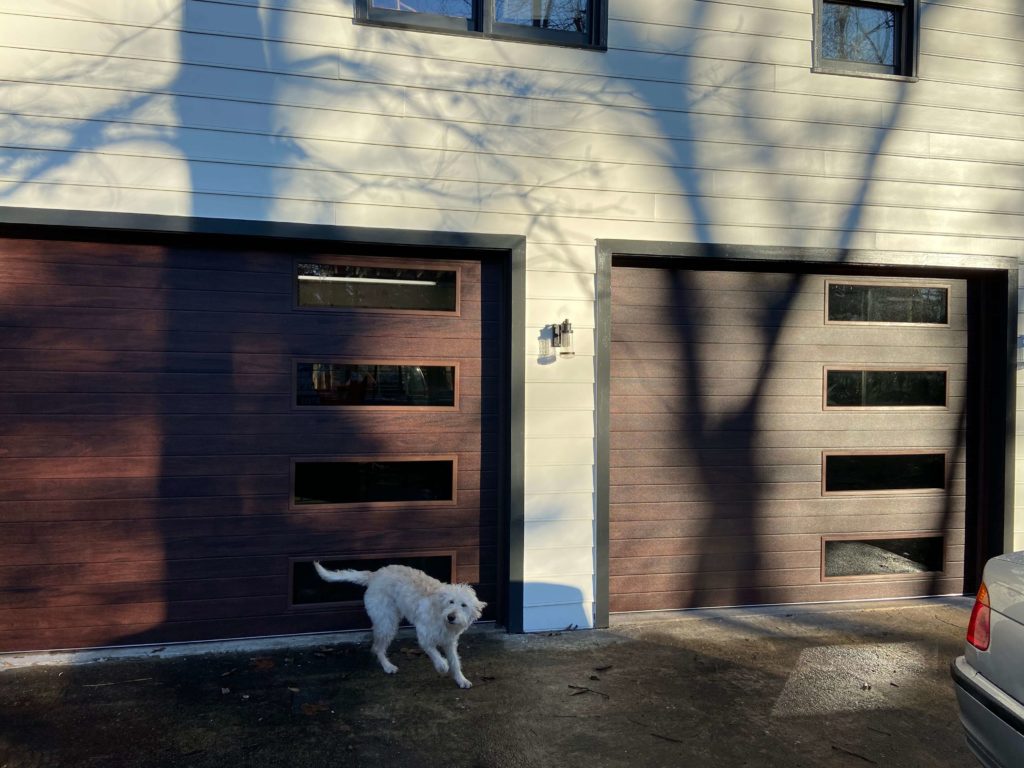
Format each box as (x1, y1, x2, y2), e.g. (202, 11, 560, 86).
(495, 0, 589, 32)
(826, 370, 947, 407)
(371, 0, 471, 17)
(298, 262, 457, 312)
(827, 283, 948, 324)
(825, 453, 945, 493)
(822, 2, 896, 67)
(293, 556, 453, 604)
(825, 537, 943, 577)
(297, 363, 456, 407)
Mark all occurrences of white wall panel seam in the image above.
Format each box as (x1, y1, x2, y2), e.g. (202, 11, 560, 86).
(7, 138, 1023, 215)
(6, 38, 1024, 137)
(8, 110, 1024, 194)
(5, 149, 1023, 236)
(4, 179, 1020, 248)
(4, 7, 1023, 113)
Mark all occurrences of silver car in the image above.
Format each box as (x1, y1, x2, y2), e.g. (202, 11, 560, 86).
(952, 550, 1024, 767)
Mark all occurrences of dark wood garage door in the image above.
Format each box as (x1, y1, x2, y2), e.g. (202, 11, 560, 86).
(610, 266, 968, 613)
(0, 234, 501, 652)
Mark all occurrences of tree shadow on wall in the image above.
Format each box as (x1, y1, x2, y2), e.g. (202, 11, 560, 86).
(0, 0, 998, 657)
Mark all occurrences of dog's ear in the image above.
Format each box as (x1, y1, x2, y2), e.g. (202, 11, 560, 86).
(474, 599, 487, 619)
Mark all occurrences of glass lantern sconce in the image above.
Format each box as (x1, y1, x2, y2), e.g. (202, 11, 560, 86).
(551, 319, 575, 358)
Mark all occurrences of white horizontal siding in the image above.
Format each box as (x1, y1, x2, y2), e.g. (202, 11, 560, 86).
(524, 493, 593, 522)
(1, 0, 1023, 630)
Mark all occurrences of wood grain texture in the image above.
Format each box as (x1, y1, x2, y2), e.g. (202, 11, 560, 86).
(0, 236, 500, 651)
(609, 266, 970, 611)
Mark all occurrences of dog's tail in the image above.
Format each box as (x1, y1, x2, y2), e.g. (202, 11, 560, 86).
(313, 561, 372, 586)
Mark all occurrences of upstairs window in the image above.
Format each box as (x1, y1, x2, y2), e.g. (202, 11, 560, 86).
(814, 1, 917, 78)
(358, 0, 605, 48)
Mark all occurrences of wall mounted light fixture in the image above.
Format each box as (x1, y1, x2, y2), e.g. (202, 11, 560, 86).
(551, 319, 575, 358)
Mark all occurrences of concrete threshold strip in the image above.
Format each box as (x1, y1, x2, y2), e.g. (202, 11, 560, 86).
(609, 594, 971, 626)
(0, 595, 970, 671)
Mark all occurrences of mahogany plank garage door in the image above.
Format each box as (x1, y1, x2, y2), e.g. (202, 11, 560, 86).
(610, 266, 968, 612)
(0, 234, 500, 652)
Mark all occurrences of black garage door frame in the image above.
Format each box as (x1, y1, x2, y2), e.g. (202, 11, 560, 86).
(595, 239, 1017, 629)
(0, 206, 528, 634)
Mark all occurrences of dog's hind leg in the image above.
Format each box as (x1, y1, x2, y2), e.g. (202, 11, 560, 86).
(443, 640, 471, 689)
(366, 603, 400, 674)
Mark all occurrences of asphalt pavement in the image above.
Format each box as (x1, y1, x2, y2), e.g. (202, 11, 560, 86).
(0, 598, 977, 768)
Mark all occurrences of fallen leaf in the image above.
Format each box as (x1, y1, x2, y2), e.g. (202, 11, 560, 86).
(301, 701, 329, 716)
(251, 658, 275, 671)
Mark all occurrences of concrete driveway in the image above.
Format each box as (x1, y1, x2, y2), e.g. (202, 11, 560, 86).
(0, 598, 975, 768)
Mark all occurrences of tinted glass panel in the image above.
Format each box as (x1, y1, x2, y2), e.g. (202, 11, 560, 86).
(293, 555, 453, 604)
(826, 370, 947, 407)
(297, 363, 456, 407)
(825, 537, 943, 578)
(496, 0, 589, 32)
(824, 453, 945, 493)
(822, 2, 896, 67)
(297, 263, 457, 312)
(294, 460, 454, 505)
(371, 0, 471, 17)
(827, 283, 948, 324)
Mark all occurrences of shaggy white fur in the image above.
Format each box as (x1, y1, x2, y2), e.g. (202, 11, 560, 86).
(313, 562, 486, 689)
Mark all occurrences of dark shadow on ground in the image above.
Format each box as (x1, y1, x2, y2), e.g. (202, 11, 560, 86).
(0, 601, 973, 768)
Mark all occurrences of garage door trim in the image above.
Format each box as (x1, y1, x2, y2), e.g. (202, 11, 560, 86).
(595, 239, 1017, 628)
(0, 205, 527, 636)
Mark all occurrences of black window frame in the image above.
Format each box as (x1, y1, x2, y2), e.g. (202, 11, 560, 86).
(289, 552, 457, 608)
(294, 256, 462, 316)
(822, 366, 949, 410)
(820, 533, 945, 581)
(290, 455, 459, 510)
(813, 0, 918, 80)
(824, 278, 950, 326)
(355, 0, 607, 50)
(293, 358, 461, 411)
(821, 450, 947, 496)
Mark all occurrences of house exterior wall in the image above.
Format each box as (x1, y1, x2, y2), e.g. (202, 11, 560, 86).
(0, 0, 1022, 631)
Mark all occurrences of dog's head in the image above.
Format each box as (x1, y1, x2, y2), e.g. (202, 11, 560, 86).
(437, 584, 487, 631)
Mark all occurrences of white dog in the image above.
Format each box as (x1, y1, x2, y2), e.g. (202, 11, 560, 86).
(313, 562, 486, 688)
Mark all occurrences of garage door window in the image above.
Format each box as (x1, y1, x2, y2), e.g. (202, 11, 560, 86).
(296, 260, 459, 313)
(296, 361, 458, 408)
(823, 452, 946, 494)
(824, 368, 947, 408)
(291, 553, 455, 606)
(292, 457, 457, 508)
(826, 280, 948, 324)
(823, 535, 944, 579)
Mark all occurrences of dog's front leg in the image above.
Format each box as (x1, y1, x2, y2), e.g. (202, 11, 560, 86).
(443, 640, 471, 689)
(416, 627, 449, 674)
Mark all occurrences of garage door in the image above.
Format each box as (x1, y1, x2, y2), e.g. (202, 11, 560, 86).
(0, 235, 500, 652)
(610, 266, 968, 612)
